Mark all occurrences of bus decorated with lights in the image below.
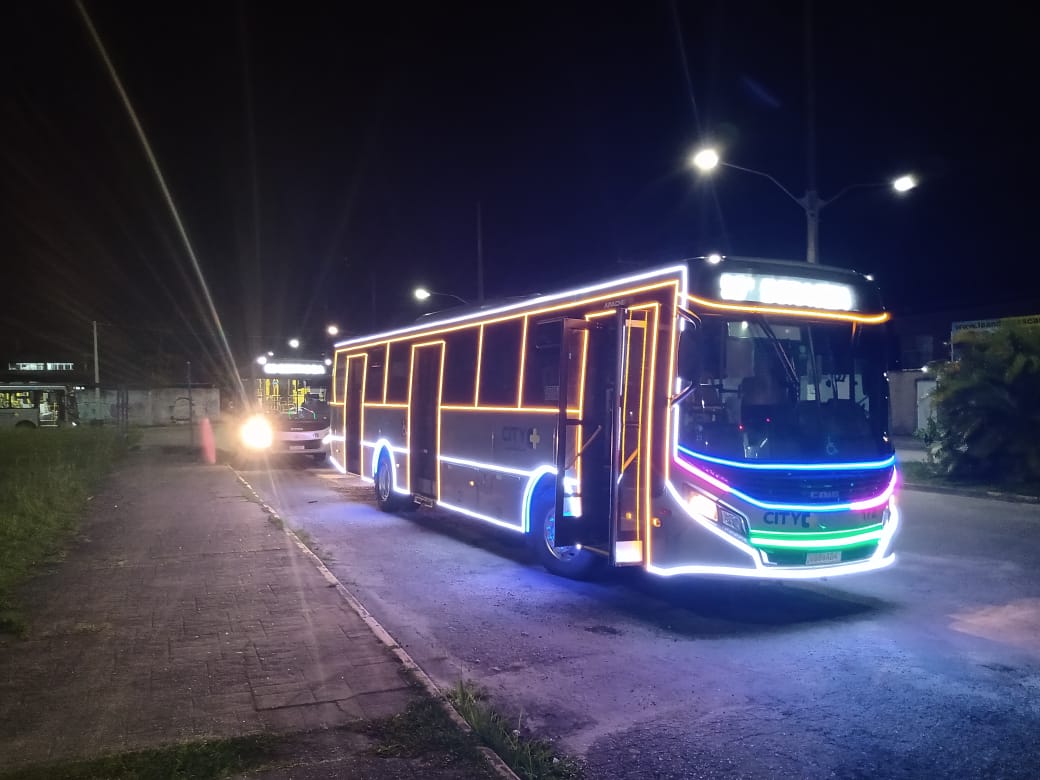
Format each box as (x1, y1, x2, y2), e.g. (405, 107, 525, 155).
(329, 257, 899, 580)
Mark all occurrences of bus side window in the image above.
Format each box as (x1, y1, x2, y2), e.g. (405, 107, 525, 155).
(478, 321, 523, 406)
(523, 322, 561, 405)
(385, 345, 410, 403)
(442, 330, 479, 405)
(365, 345, 387, 403)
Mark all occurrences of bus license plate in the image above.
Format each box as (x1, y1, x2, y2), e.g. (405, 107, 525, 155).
(289, 445, 305, 451)
(806, 551, 841, 565)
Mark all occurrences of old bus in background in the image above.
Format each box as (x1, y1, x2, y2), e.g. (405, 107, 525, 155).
(237, 358, 332, 462)
(0, 384, 75, 428)
(328, 257, 899, 580)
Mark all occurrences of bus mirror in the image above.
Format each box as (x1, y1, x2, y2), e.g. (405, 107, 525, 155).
(678, 329, 699, 380)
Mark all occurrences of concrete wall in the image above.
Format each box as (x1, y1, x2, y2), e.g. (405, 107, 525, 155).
(889, 369, 935, 436)
(78, 387, 221, 426)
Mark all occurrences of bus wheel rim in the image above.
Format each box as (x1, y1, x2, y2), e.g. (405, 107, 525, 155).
(543, 509, 577, 562)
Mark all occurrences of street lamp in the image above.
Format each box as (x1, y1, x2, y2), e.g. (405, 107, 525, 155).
(690, 146, 917, 264)
(414, 287, 468, 305)
(326, 324, 339, 337)
(288, 338, 300, 349)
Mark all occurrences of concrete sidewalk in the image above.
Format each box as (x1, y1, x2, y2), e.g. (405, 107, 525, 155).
(0, 440, 418, 771)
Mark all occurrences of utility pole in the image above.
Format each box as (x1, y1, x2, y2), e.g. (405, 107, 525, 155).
(92, 320, 101, 421)
(476, 201, 485, 303)
(803, 0, 819, 263)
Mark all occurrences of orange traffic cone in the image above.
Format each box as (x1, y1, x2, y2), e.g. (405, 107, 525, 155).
(199, 416, 217, 464)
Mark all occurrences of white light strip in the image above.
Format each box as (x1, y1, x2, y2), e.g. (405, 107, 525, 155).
(262, 362, 327, 375)
(665, 481, 760, 560)
(646, 555, 895, 579)
(328, 455, 347, 474)
(439, 453, 552, 478)
(333, 264, 687, 348)
(614, 540, 643, 563)
(436, 500, 525, 532)
(361, 439, 408, 454)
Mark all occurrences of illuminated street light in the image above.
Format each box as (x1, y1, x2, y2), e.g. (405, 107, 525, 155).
(893, 174, 917, 193)
(256, 355, 268, 365)
(288, 338, 300, 349)
(413, 287, 467, 305)
(689, 146, 918, 264)
(326, 324, 339, 336)
(706, 253, 724, 265)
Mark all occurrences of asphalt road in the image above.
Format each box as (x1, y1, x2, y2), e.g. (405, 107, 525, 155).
(240, 459, 1040, 779)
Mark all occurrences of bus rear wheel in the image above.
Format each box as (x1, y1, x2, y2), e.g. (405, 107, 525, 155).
(531, 490, 600, 579)
(375, 453, 400, 512)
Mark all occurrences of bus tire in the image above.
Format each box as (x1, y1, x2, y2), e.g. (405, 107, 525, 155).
(530, 489, 600, 579)
(375, 452, 401, 512)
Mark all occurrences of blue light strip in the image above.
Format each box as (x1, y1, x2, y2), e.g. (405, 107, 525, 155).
(676, 445, 895, 472)
(672, 456, 897, 513)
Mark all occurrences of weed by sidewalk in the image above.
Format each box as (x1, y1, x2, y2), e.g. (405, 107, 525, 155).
(901, 461, 1040, 500)
(0, 428, 131, 634)
(450, 681, 584, 780)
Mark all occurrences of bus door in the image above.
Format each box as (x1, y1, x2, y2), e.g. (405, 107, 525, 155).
(553, 318, 614, 553)
(409, 343, 443, 498)
(613, 305, 657, 565)
(345, 356, 366, 474)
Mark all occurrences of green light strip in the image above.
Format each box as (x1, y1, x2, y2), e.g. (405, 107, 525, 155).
(750, 522, 883, 541)
(750, 530, 883, 551)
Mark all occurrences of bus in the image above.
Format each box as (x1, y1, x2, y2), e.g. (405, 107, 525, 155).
(328, 256, 899, 580)
(0, 384, 74, 428)
(237, 358, 332, 461)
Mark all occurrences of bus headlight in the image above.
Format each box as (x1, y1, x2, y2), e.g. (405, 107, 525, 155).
(684, 486, 748, 539)
(240, 415, 273, 450)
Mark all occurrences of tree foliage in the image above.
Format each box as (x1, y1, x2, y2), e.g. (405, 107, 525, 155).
(928, 323, 1040, 483)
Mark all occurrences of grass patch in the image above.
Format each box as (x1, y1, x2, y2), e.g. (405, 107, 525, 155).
(356, 696, 494, 774)
(0, 734, 276, 780)
(0, 428, 130, 633)
(449, 681, 584, 780)
(901, 461, 1040, 498)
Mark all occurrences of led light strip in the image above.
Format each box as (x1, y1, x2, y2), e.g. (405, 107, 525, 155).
(333, 266, 686, 351)
(658, 482, 899, 578)
(677, 445, 896, 472)
(672, 458, 897, 512)
(749, 527, 886, 550)
(686, 293, 890, 324)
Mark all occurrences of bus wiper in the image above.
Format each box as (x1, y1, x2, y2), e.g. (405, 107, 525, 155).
(757, 317, 799, 390)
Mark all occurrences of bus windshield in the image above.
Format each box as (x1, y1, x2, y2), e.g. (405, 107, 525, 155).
(676, 315, 890, 463)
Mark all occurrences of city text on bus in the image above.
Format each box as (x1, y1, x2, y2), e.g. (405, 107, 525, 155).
(328, 256, 899, 580)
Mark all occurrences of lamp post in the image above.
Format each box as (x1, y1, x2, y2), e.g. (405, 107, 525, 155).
(689, 148, 917, 264)
(413, 287, 468, 306)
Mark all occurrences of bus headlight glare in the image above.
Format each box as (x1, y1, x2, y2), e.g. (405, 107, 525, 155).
(241, 415, 273, 450)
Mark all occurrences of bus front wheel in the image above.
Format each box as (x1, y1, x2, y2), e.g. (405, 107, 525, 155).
(531, 490, 600, 579)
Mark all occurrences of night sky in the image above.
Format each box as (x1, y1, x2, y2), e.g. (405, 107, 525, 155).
(3, 2, 1037, 382)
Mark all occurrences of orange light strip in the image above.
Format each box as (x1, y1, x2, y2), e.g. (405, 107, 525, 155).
(643, 302, 660, 553)
(364, 402, 409, 410)
(336, 278, 679, 354)
(382, 342, 391, 403)
(441, 404, 567, 414)
(575, 328, 590, 488)
(474, 324, 485, 406)
(517, 316, 529, 408)
(407, 340, 447, 495)
(346, 353, 369, 474)
(686, 293, 890, 324)
(663, 283, 682, 486)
